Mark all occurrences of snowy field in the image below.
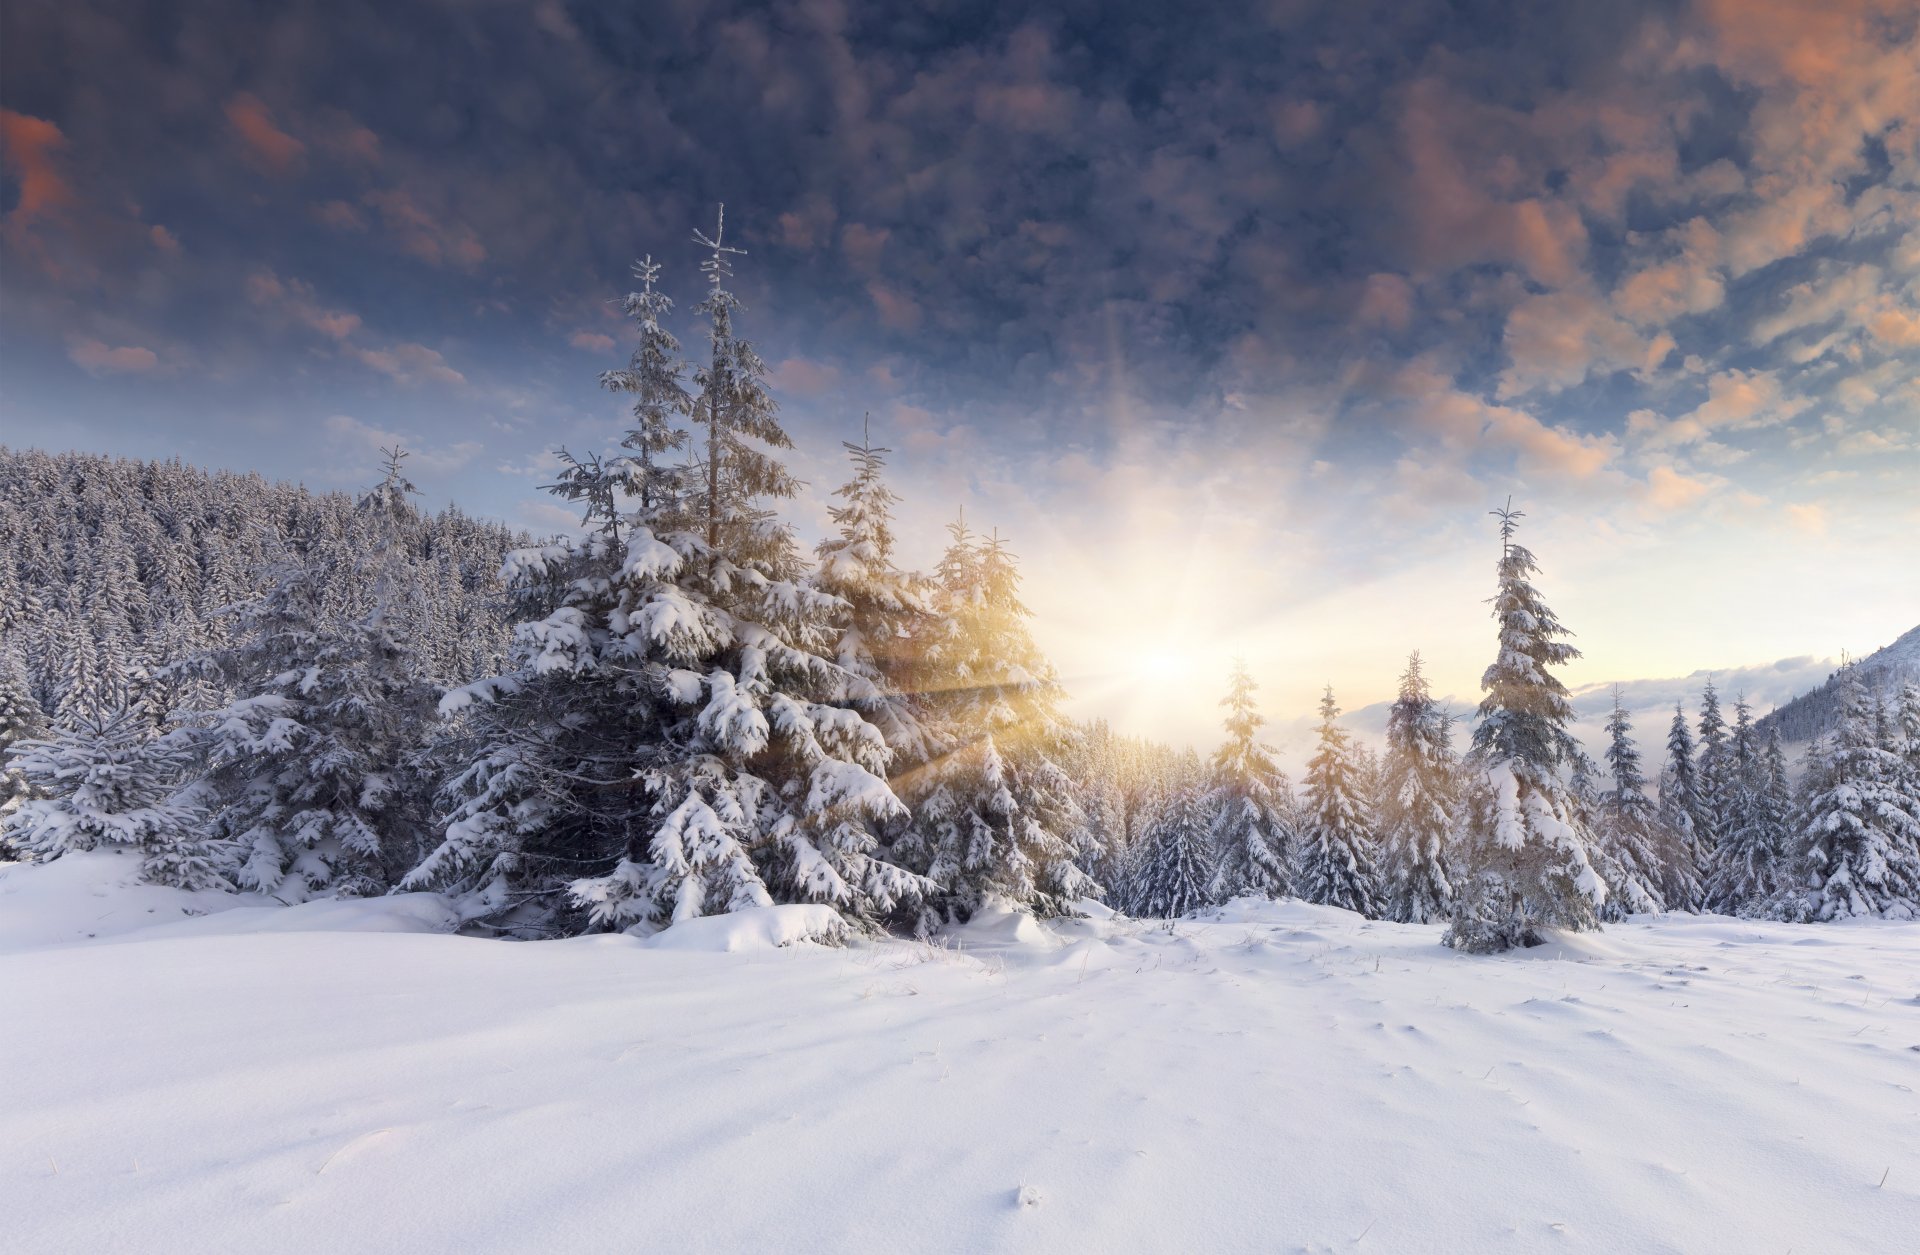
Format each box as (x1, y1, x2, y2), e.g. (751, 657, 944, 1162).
(5, 853, 1918, 1255)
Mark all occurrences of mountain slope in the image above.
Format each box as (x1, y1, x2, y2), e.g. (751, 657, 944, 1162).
(1758, 623, 1920, 743)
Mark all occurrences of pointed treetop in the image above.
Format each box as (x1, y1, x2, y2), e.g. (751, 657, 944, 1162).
(379, 445, 417, 494)
(694, 203, 746, 295)
(1491, 496, 1524, 551)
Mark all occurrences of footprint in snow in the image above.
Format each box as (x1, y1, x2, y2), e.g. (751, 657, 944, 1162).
(1014, 1185, 1044, 1209)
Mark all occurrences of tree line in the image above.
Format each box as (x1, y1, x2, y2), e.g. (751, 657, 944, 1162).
(4, 210, 1918, 950)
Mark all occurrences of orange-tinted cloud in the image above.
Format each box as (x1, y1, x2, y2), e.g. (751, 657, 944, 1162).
(225, 93, 305, 172)
(148, 224, 180, 252)
(68, 338, 160, 373)
(0, 110, 78, 228)
(569, 330, 615, 353)
(362, 188, 484, 268)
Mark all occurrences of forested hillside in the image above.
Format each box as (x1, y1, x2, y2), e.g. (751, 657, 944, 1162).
(0, 446, 522, 722)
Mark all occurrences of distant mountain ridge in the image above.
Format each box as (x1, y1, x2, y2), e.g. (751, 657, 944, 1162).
(1756, 624, 1920, 744)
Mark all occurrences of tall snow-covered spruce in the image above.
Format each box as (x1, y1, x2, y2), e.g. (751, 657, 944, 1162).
(409, 212, 923, 936)
(894, 520, 1095, 922)
(1379, 651, 1457, 923)
(1447, 504, 1605, 953)
(1298, 685, 1381, 917)
(1131, 778, 1217, 919)
(1593, 688, 1667, 917)
(1206, 661, 1294, 902)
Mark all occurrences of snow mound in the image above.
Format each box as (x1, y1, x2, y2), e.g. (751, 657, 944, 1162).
(0, 849, 259, 953)
(944, 897, 1061, 951)
(638, 904, 848, 951)
(134, 892, 463, 941)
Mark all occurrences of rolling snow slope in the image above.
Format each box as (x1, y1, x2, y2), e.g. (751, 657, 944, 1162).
(3, 853, 1918, 1254)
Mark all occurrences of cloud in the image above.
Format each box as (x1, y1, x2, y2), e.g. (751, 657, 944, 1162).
(569, 330, 616, 353)
(0, 110, 77, 229)
(770, 356, 840, 396)
(361, 188, 485, 269)
(247, 269, 362, 340)
(345, 342, 467, 387)
(67, 338, 160, 374)
(224, 93, 305, 172)
(1499, 288, 1647, 397)
(1642, 464, 1719, 512)
(148, 224, 179, 252)
(1784, 501, 1828, 535)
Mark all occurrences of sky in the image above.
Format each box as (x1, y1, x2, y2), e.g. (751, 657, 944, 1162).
(2, 0, 1917, 751)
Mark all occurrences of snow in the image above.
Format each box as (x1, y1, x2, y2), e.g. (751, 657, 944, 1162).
(3, 863, 1918, 1254)
(637, 902, 847, 951)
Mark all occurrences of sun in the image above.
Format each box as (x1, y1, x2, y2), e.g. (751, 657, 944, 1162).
(1137, 645, 1195, 685)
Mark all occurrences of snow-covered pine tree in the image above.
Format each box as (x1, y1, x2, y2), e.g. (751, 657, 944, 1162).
(1706, 695, 1775, 913)
(0, 645, 49, 851)
(1131, 779, 1216, 918)
(1207, 661, 1294, 902)
(1787, 662, 1920, 920)
(1379, 651, 1457, 923)
(599, 254, 694, 521)
(1593, 688, 1666, 918)
(812, 423, 932, 766)
(3, 707, 224, 888)
(190, 536, 441, 900)
(1693, 679, 1730, 861)
(1298, 685, 1381, 917)
(418, 221, 923, 935)
(1446, 504, 1605, 953)
(1656, 703, 1705, 911)
(895, 520, 1095, 921)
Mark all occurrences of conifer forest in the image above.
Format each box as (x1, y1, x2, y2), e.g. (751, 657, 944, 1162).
(4, 1, 1918, 1250)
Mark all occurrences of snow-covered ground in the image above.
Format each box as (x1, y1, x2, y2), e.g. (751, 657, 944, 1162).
(5, 853, 1918, 1254)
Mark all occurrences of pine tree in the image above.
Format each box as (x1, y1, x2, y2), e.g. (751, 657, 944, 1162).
(1207, 661, 1294, 902)
(1706, 695, 1776, 912)
(813, 424, 932, 765)
(896, 520, 1095, 921)
(1656, 703, 1705, 911)
(415, 220, 922, 935)
(1379, 652, 1457, 923)
(1788, 663, 1920, 920)
(601, 255, 695, 520)
(1447, 505, 1605, 953)
(3, 707, 224, 889)
(1299, 685, 1381, 916)
(1131, 780, 1216, 918)
(1593, 689, 1667, 917)
(1693, 679, 1730, 860)
(0, 645, 49, 842)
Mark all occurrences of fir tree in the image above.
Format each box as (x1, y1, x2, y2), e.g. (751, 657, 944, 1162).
(1706, 695, 1775, 912)
(1379, 652, 1457, 923)
(1299, 685, 1381, 917)
(1593, 689, 1666, 918)
(3, 707, 224, 889)
(1656, 703, 1705, 911)
(1447, 504, 1605, 953)
(416, 221, 922, 935)
(1789, 663, 1920, 920)
(599, 255, 694, 519)
(1131, 780, 1216, 918)
(812, 423, 932, 765)
(1207, 661, 1294, 902)
(896, 520, 1095, 921)
(1693, 679, 1730, 859)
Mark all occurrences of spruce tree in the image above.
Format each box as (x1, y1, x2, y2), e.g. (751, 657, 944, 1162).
(1447, 505, 1605, 953)
(3, 707, 224, 889)
(1693, 679, 1730, 860)
(414, 220, 922, 935)
(1131, 780, 1216, 918)
(896, 522, 1095, 921)
(1706, 695, 1776, 912)
(1, 644, 48, 821)
(1789, 663, 1920, 920)
(1207, 661, 1295, 902)
(1379, 651, 1457, 923)
(1593, 689, 1666, 917)
(1656, 704, 1705, 911)
(812, 424, 932, 765)
(1299, 685, 1381, 917)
